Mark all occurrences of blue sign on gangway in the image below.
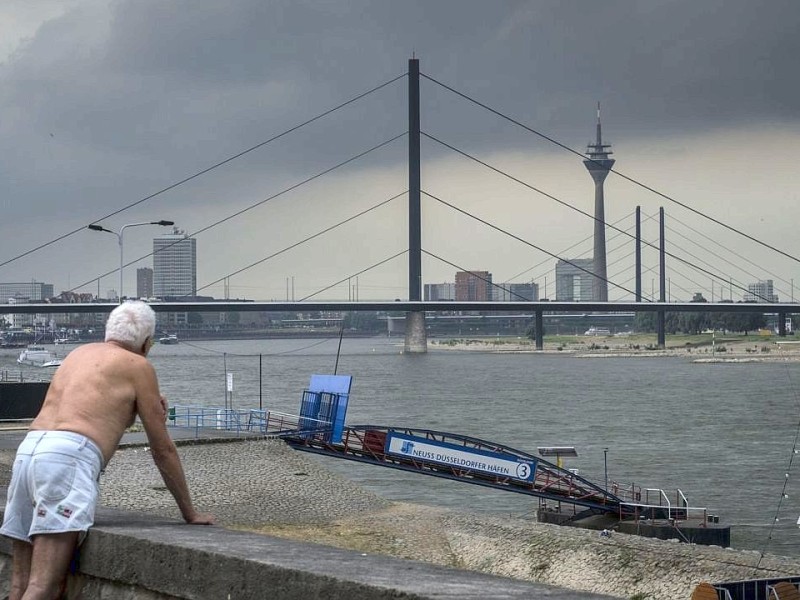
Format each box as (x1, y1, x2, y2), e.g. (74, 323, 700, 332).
(385, 432, 536, 482)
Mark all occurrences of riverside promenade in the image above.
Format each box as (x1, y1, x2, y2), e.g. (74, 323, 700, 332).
(1, 427, 799, 599)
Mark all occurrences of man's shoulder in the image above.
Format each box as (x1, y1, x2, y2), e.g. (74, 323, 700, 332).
(76, 342, 149, 368)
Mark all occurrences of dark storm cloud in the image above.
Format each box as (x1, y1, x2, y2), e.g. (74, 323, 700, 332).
(1, 0, 798, 286)
(420, 0, 800, 140)
(4, 0, 798, 174)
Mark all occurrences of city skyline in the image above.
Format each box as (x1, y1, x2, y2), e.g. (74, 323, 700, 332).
(1, 1, 798, 302)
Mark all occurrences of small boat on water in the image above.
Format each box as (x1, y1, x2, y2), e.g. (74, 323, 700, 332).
(159, 334, 178, 345)
(17, 346, 62, 368)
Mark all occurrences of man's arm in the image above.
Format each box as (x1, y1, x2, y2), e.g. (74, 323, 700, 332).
(136, 362, 213, 525)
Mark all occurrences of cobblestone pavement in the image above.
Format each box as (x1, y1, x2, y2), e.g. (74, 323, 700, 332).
(98, 438, 390, 526)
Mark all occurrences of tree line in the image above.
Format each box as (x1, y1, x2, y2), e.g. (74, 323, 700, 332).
(633, 310, 767, 335)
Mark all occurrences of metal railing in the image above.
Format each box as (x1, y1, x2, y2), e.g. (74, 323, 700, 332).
(0, 370, 40, 383)
(166, 405, 330, 437)
(713, 577, 800, 600)
(618, 487, 709, 525)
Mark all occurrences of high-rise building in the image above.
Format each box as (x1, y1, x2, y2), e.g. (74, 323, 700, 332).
(493, 282, 539, 302)
(555, 259, 594, 301)
(583, 103, 615, 302)
(424, 283, 456, 301)
(455, 271, 492, 301)
(0, 282, 54, 302)
(743, 280, 778, 303)
(153, 228, 196, 299)
(136, 267, 154, 299)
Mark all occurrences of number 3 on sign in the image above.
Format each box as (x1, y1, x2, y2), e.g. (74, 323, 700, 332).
(516, 463, 531, 479)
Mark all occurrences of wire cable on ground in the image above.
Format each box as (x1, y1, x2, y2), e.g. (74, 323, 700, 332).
(420, 72, 800, 266)
(0, 73, 406, 270)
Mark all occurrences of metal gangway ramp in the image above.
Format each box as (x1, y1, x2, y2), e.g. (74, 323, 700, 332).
(282, 424, 631, 516)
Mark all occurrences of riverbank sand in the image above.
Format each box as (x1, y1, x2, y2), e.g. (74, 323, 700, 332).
(3, 438, 798, 600)
(430, 336, 800, 363)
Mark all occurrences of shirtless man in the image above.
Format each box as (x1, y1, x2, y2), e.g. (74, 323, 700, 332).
(1, 301, 213, 599)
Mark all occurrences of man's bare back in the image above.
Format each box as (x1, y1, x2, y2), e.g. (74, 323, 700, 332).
(3, 301, 211, 600)
(31, 341, 160, 465)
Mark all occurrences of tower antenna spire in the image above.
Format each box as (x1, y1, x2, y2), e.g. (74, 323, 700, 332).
(596, 101, 602, 146)
(584, 103, 615, 303)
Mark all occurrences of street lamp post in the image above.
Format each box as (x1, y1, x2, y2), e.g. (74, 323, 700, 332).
(603, 447, 609, 491)
(88, 220, 174, 301)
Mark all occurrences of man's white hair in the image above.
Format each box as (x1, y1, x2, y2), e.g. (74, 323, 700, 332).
(104, 301, 156, 350)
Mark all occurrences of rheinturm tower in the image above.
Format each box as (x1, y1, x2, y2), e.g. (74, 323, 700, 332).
(583, 103, 615, 302)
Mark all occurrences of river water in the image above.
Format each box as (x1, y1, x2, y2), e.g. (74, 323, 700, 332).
(3, 336, 799, 556)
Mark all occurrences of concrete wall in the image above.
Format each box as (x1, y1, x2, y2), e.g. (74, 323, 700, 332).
(0, 503, 616, 600)
(0, 382, 48, 419)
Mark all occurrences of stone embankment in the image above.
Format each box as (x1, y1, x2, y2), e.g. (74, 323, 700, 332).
(2, 438, 799, 599)
(10, 439, 793, 600)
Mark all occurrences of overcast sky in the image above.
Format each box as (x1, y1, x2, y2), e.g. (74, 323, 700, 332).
(1, 0, 799, 302)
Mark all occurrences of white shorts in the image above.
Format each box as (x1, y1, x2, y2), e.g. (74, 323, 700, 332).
(0, 430, 103, 543)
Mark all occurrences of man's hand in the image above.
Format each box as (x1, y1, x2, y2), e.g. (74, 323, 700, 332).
(186, 511, 215, 525)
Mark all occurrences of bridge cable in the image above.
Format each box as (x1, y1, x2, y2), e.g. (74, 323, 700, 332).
(192, 191, 407, 298)
(69, 134, 407, 294)
(421, 134, 771, 302)
(525, 228, 634, 295)
(177, 337, 334, 357)
(420, 72, 800, 266)
(512, 211, 638, 285)
(665, 238, 750, 297)
(0, 73, 407, 270)
(421, 190, 639, 298)
(300, 250, 408, 301)
(668, 213, 793, 290)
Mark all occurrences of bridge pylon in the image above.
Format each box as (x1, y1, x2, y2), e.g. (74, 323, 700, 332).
(405, 57, 427, 353)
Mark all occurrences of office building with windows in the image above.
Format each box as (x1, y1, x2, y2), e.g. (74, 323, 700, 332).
(555, 259, 594, 301)
(743, 279, 778, 303)
(0, 282, 54, 302)
(137, 268, 154, 299)
(153, 228, 196, 299)
(424, 283, 456, 301)
(493, 282, 539, 302)
(455, 271, 492, 301)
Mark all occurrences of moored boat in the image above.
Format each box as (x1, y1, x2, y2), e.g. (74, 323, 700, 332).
(17, 346, 62, 368)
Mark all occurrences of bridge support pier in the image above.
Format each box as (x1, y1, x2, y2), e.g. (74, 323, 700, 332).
(535, 310, 543, 350)
(404, 311, 427, 353)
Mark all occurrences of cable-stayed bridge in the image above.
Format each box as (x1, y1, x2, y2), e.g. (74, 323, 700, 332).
(7, 300, 800, 354)
(3, 59, 799, 352)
